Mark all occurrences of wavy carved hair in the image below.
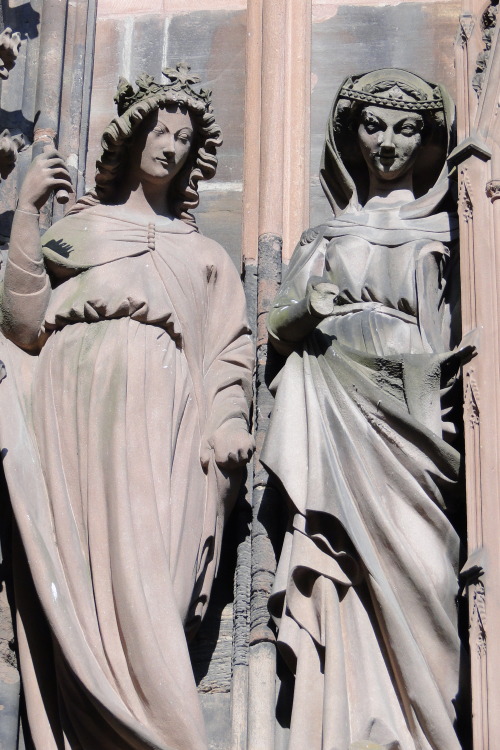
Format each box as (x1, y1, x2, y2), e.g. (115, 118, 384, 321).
(69, 91, 223, 228)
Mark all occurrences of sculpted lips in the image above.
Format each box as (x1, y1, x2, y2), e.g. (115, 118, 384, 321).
(377, 146, 397, 166)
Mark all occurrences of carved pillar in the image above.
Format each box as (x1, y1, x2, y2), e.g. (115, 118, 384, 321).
(244, 2, 311, 748)
(247, 2, 284, 745)
(282, 0, 311, 258)
(453, 2, 500, 747)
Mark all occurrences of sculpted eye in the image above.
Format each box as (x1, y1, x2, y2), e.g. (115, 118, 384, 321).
(177, 131, 192, 143)
(153, 126, 165, 135)
(400, 125, 417, 136)
(364, 122, 380, 134)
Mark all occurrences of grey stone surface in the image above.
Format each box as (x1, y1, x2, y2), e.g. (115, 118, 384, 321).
(167, 11, 246, 184)
(0, 678, 20, 750)
(199, 693, 231, 750)
(194, 187, 243, 270)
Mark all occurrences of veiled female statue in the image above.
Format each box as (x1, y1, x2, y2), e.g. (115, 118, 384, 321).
(0, 65, 253, 749)
(261, 69, 470, 750)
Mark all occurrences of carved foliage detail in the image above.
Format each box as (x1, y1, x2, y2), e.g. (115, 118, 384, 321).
(459, 170, 474, 223)
(458, 13, 475, 46)
(464, 369, 480, 428)
(472, 0, 499, 96)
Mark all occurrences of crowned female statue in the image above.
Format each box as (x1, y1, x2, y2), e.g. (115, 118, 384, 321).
(0, 64, 253, 749)
(262, 69, 470, 750)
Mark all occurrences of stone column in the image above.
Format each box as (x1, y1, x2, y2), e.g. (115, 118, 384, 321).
(453, 2, 500, 747)
(244, 2, 311, 748)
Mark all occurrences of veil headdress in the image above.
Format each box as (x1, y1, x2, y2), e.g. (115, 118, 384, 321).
(319, 68, 456, 219)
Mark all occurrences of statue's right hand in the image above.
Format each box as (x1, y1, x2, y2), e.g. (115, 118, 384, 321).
(306, 276, 339, 318)
(17, 145, 73, 212)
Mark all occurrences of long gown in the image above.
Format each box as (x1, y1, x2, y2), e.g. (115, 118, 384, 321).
(0, 205, 253, 750)
(261, 205, 465, 750)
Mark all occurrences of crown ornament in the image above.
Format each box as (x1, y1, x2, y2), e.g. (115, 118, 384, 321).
(114, 62, 213, 116)
(339, 78, 444, 112)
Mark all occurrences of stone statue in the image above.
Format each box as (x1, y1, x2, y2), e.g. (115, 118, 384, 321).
(261, 69, 471, 750)
(0, 64, 253, 749)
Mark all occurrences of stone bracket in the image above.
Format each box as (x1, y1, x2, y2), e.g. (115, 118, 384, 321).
(448, 136, 492, 168)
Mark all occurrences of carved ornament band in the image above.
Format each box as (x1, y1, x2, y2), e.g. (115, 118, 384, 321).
(339, 87, 444, 111)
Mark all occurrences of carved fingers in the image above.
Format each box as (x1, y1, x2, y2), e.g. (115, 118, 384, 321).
(201, 422, 254, 471)
(18, 145, 73, 212)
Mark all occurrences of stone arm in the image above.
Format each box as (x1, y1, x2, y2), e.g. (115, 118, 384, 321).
(199, 250, 254, 471)
(267, 231, 339, 356)
(268, 278, 339, 353)
(2, 207, 50, 351)
(1, 146, 72, 351)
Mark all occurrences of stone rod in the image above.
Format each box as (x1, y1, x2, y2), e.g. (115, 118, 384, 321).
(32, 0, 69, 229)
(52, 0, 97, 222)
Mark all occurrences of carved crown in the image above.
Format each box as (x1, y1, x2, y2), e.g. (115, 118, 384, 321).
(339, 78, 444, 112)
(114, 62, 213, 116)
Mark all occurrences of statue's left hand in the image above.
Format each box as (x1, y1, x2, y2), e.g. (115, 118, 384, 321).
(201, 420, 254, 471)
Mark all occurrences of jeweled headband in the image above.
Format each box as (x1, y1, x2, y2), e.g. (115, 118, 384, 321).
(338, 83, 444, 112)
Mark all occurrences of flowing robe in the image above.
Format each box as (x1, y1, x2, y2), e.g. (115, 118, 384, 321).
(261, 207, 465, 750)
(0, 206, 253, 750)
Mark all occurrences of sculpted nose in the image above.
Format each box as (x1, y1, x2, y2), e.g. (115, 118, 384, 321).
(163, 133, 175, 155)
(379, 128, 395, 151)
